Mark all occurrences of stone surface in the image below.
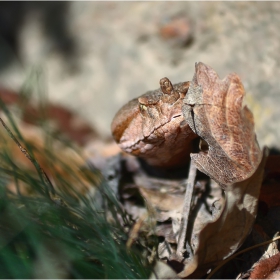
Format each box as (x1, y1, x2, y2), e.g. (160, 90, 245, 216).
(0, 2, 279, 148)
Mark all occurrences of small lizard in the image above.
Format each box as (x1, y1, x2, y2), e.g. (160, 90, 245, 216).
(111, 77, 197, 168)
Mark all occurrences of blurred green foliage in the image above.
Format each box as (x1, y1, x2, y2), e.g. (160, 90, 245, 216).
(0, 97, 152, 279)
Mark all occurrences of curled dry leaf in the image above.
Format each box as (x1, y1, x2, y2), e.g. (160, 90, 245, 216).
(178, 62, 267, 278)
(183, 62, 262, 186)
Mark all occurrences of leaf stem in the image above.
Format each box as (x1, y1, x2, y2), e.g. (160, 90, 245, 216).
(176, 159, 197, 257)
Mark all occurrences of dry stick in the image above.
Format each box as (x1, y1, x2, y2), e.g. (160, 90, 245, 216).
(0, 117, 55, 196)
(126, 212, 148, 248)
(206, 235, 280, 279)
(176, 159, 197, 257)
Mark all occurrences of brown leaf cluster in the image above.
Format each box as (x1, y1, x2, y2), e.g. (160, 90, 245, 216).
(176, 62, 267, 277)
(183, 62, 262, 186)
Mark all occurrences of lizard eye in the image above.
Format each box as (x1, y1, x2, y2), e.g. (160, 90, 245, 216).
(139, 104, 148, 112)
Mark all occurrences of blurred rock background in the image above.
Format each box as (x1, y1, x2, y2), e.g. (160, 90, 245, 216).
(0, 2, 279, 149)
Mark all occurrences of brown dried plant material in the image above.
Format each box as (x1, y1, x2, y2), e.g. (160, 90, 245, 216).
(179, 153, 267, 278)
(249, 252, 280, 279)
(183, 62, 262, 186)
(179, 62, 267, 278)
(0, 88, 97, 145)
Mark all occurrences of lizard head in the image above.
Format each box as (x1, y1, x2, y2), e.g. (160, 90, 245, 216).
(111, 78, 197, 168)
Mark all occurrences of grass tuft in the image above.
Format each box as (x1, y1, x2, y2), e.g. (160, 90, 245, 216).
(0, 95, 152, 278)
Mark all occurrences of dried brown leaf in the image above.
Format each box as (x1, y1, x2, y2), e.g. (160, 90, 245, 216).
(249, 252, 280, 279)
(183, 62, 262, 186)
(138, 181, 184, 213)
(136, 176, 185, 244)
(178, 62, 267, 278)
(179, 152, 267, 278)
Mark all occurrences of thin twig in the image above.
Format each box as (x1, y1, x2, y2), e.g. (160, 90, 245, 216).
(126, 212, 148, 248)
(176, 159, 197, 257)
(206, 235, 280, 279)
(0, 117, 55, 196)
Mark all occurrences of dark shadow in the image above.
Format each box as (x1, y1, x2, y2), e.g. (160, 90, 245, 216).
(269, 147, 280, 155)
(0, 1, 77, 72)
(0, 2, 25, 70)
